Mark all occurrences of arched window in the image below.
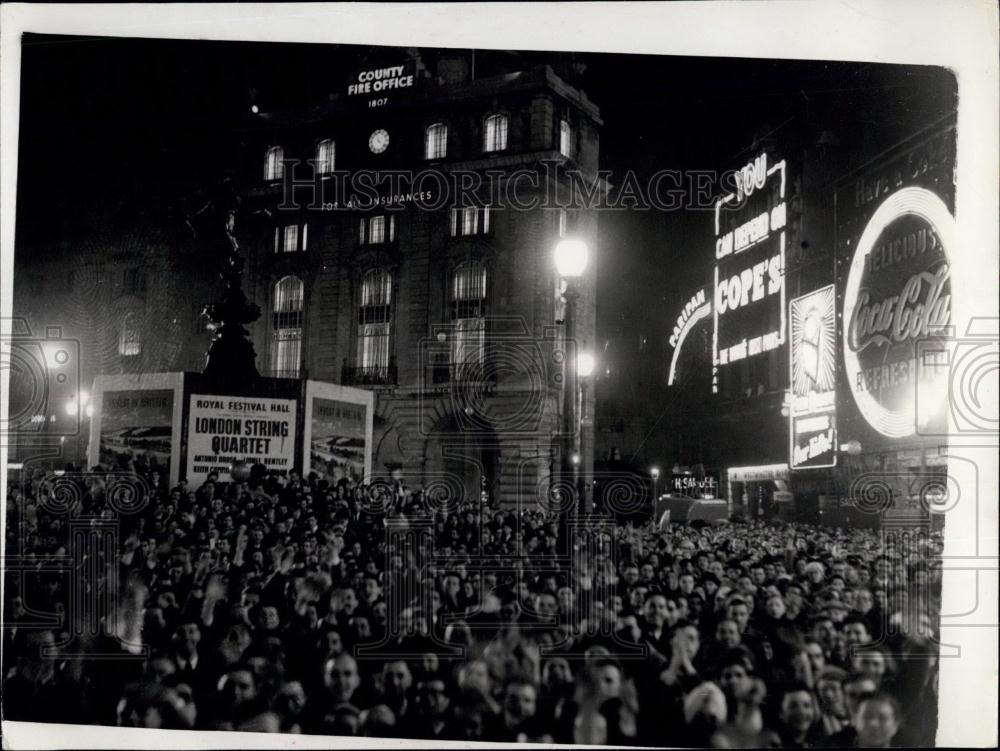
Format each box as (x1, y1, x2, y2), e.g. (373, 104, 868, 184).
(484, 113, 509, 152)
(272, 276, 303, 377)
(316, 139, 335, 174)
(357, 269, 392, 375)
(424, 122, 448, 160)
(265, 145, 284, 181)
(450, 260, 487, 376)
(118, 312, 142, 357)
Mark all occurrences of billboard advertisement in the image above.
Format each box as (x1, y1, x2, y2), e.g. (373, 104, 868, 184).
(98, 389, 174, 474)
(303, 380, 375, 482)
(836, 126, 956, 447)
(88, 372, 185, 486)
(186, 394, 297, 483)
(712, 152, 788, 393)
(789, 285, 838, 469)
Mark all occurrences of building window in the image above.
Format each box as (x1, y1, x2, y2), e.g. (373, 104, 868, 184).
(359, 214, 396, 245)
(272, 276, 303, 377)
(450, 206, 491, 237)
(483, 113, 509, 152)
(316, 139, 335, 174)
(119, 312, 142, 357)
(425, 122, 448, 160)
(274, 223, 308, 253)
(559, 119, 572, 158)
(451, 260, 487, 375)
(265, 145, 284, 181)
(357, 269, 392, 372)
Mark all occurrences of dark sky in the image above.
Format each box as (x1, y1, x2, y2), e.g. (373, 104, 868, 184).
(14, 33, 957, 354)
(15, 34, 956, 238)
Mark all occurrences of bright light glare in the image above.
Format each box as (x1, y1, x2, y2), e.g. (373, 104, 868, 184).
(554, 239, 589, 278)
(42, 344, 67, 369)
(650, 466, 660, 479)
(577, 352, 596, 377)
(65, 400, 78, 416)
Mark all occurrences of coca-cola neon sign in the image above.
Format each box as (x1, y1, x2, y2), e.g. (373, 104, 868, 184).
(848, 266, 950, 352)
(842, 187, 955, 438)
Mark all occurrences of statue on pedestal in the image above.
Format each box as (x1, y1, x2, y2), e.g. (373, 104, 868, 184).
(187, 179, 261, 391)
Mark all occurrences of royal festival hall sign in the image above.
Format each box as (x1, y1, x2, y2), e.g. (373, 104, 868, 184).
(186, 394, 297, 483)
(789, 285, 838, 469)
(841, 187, 954, 439)
(712, 152, 787, 393)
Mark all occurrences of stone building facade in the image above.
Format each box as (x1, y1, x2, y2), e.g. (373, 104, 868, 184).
(236, 52, 601, 507)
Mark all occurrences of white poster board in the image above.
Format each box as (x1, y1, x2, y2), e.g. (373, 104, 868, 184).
(88, 372, 185, 487)
(302, 380, 375, 484)
(186, 393, 297, 484)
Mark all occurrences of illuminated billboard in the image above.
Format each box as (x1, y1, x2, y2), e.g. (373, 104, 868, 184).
(712, 152, 787, 393)
(841, 187, 953, 438)
(789, 285, 837, 469)
(835, 124, 957, 448)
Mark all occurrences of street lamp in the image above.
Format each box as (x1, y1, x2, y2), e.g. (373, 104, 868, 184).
(651, 466, 661, 504)
(555, 238, 589, 519)
(554, 239, 589, 278)
(576, 351, 596, 512)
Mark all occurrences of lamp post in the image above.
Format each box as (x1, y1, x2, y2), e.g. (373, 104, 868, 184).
(577, 351, 595, 513)
(651, 466, 661, 506)
(555, 238, 589, 518)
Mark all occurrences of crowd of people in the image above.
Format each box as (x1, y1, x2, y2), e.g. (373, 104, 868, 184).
(4, 459, 943, 747)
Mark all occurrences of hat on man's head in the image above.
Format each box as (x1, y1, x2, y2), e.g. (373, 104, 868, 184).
(804, 561, 825, 577)
(816, 665, 848, 684)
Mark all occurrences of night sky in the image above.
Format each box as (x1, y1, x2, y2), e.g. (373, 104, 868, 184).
(14, 33, 957, 363)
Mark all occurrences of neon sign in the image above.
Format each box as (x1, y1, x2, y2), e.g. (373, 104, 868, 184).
(712, 152, 788, 392)
(667, 289, 712, 386)
(669, 289, 708, 349)
(841, 186, 954, 438)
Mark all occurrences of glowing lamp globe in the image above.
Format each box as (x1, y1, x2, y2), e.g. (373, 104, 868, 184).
(554, 239, 589, 278)
(577, 352, 596, 377)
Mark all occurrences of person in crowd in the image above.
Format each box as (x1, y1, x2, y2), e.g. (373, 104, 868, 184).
(814, 665, 851, 736)
(851, 693, 903, 748)
(776, 684, 824, 748)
